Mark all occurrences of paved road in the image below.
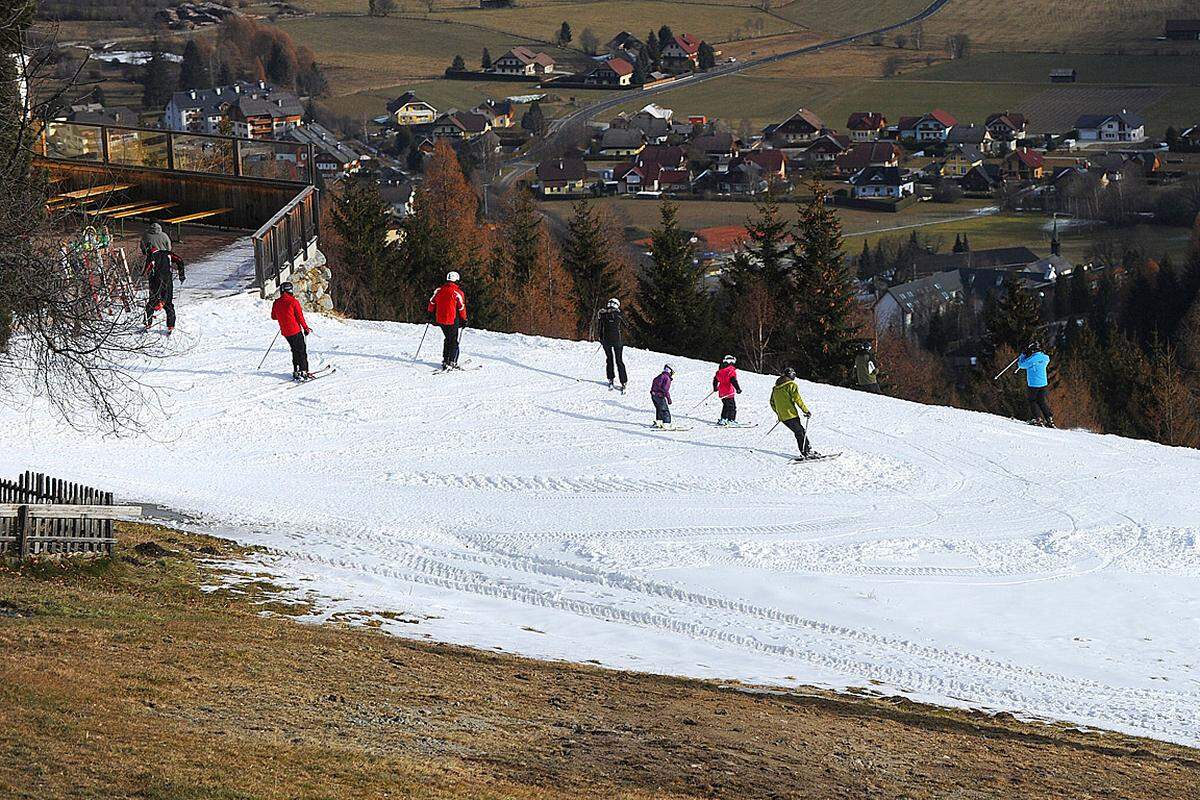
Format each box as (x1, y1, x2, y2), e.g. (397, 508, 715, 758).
(496, 0, 954, 192)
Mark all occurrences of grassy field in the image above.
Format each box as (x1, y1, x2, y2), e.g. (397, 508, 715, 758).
(3, 522, 1198, 800)
(276, 15, 583, 92)
(918, 0, 1200, 54)
(324, 79, 614, 123)
(431, 1, 798, 45)
(911, 52, 1200, 85)
(770, 0, 931, 36)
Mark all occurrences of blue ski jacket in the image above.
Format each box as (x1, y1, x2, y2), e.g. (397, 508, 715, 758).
(1017, 351, 1050, 388)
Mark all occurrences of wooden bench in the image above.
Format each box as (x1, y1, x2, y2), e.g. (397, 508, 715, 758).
(46, 182, 134, 207)
(105, 201, 178, 220)
(160, 207, 233, 241)
(85, 200, 163, 218)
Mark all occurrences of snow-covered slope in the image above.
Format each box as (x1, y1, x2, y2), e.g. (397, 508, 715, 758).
(2, 250, 1199, 746)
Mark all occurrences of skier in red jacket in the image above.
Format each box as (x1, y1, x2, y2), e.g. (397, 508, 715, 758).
(271, 282, 313, 380)
(428, 271, 468, 370)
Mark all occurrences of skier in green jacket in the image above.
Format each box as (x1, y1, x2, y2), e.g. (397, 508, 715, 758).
(769, 367, 814, 458)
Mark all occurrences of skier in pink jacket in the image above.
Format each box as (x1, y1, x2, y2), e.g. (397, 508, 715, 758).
(713, 355, 742, 426)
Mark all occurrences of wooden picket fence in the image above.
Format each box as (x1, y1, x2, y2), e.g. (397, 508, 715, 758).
(0, 471, 141, 560)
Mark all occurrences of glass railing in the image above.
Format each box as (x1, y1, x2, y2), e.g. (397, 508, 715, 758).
(38, 121, 313, 184)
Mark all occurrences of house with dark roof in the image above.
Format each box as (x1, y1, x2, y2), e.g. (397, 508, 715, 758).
(741, 149, 787, 181)
(493, 47, 555, 77)
(535, 157, 589, 195)
(691, 131, 738, 170)
(661, 33, 702, 71)
(388, 91, 438, 126)
(164, 81, 301, 138)
(764, 108, 825, 145)
(875, 270, 964, 335)
(960, 162, 1002, 194)
(431, 109, 490, 140)
(1002, 147, 1045, 181)
(1164, 19, 1200, 40)
(231, 93, 305, 139)
(834, 141, 902, 175)
(637, 144, 688, 171)
(849, 166, 914, 198)
(946, 123, 999, 155)
(846, 112, 887, 142)
(1076, 111, 1145, 143)
(597, 127, 645, 157)
(283, 122, 363, 179)
(1050, 68, 1077, 83)
(898, 109, 957, 142)
(627, 111, 672, 144)
(657, 168, 693, 194)
(62, 103, 139, 127)
(799, 133, 850, 166)
(584, 58, 634, 87)
(607, 31, 645, 59)
(985, 112, 1028, 151)
(914, 246, 1041, 275)
(943, 144, 984, 178)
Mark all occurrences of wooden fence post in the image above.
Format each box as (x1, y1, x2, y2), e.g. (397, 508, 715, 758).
(16, 505, 30, 560)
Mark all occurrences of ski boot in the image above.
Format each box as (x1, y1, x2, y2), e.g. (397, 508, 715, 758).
(619, 383, 627, 394)
(166, 326, 174, 336)
(1044, 416, 1055, 428)
(608, 379, 615, 391)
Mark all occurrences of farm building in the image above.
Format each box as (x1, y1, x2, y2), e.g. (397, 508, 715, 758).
(1050, 68, 1077, 83)
(1163, 19, 1200, 40)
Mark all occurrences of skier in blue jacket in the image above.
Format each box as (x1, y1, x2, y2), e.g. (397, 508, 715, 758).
(1017, 341, 1054, 427)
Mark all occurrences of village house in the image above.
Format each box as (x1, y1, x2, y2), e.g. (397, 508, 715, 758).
(1075, 111, 1145, 143)
(1050, 68, 1077, 83)
(960, 162, 1002, 194)
(627, 111, 672, 144)
(741, 149, 787, 182)
(850, 166, 914, 198)
(613, 161, 660, 193)
(283, 122, 363, 180)
(474, 99, 515, 128)
(799, 133, 850, 167)
(61, 103, 139, 127)
(657, 168, 692, 194)
(942, 144, 984, 178)
(388, 92, 439, 126)
(985, 112, 1028, 151)
(897, 109, 957, 143)
(164, 81, 302, 138)
(492, 47, 555, 77)
(584, 58, 635, 87)
(946, 124, 998, 156)
(834, 141, 902, 175)
(597, 127, 645, 157)
(763, 108, 825, 145)
(914, 246, 1042, 275)
(875, 270, 963, 336)
(691, 131, 738, 171)
(431, 109, 491, 141)
(846, 112, 887, 142)
(535, 157, 589, 195)
(637, 144, 688, 171)
(607, 31, 645, 60)
(1002, 147, 1046, 181)
(661, 33, 702, 71)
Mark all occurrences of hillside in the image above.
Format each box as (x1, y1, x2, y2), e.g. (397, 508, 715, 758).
(1, 240, 1198, 748)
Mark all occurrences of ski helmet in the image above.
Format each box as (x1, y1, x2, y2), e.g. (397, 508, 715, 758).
(280, 281, 294, 294)
(446, 271, 460, 282)
(607, 298, 620, 309)
(783, 366, 797, 379)
(663, 363, 675, 376)
(721, 354, 736, 365)
(1028, 339, 1042, 352)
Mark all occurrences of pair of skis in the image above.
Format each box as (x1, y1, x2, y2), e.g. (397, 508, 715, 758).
(432, 359, 483, 375)
(292, 364, 337, 383)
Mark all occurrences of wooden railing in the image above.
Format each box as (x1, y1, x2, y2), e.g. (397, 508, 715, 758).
(253, 184, 320, 298)
(0, 472, 141, 560)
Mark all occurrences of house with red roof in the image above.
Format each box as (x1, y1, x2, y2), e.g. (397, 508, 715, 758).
(661, 33, 702, 71)
(584, 58, 635, 87)
(742, 148, 787, 181)
(898, 109, 957, 142)
(986, 112, 1028, 152)
(613, 161, 661, 193)
(846, 112, 887, 142)
(834, 141, 902, 175)
(1001, 147, 1046, 181)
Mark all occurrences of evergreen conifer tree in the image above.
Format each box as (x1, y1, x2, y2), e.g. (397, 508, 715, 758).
(481, 48, 492, 70)
(178, 38, 212, 91)
(629, 200, 715, 357)
(698, 41, 716, 70)
(562, 199, 620, 337)
(329, 180, 399, 319)
(984, 275, 1041, 354)
(141, 39, 174, 109)
(857, 239, 873, 279)
(558, 22, 572, 47)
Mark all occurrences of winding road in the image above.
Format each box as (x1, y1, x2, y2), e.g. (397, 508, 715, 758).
(497, 0, 954, 190)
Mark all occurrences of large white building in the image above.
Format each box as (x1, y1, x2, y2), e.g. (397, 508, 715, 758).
(164, 81, 303, 139)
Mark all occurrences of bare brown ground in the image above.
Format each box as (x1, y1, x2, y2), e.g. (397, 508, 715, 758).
(1, 524, 1197, 800)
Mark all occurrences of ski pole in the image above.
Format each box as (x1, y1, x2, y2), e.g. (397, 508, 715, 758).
(257, 331, 279, 370)
(689, 391, 714, 413)
(799, 414, 812, 455)
(761, 419, 781, 439)
(993, 355, 1020, 381)
(413, 323, 430, 361)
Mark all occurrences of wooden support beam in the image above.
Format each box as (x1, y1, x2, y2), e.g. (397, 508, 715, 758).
(0, 503, 142, 519)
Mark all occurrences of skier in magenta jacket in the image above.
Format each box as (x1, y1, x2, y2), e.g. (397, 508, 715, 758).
(712, 355, 742, 426)
(650, 364, 674, 428)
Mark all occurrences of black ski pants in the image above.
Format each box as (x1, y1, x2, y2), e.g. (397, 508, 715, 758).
(782, 416, 812, 456)
(720, 396, 737, 422)
(145, 272, 175, 328)
(1027, 386, 1053, 423)
(859, 382, 882, 394)
(286, 332, 309, 374)
(439, 322, 461, 366)
(602, 341, 627, 385)
(652, 395, 672, 425)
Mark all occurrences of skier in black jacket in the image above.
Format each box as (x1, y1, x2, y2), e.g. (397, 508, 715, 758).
(597, 298, 628, 391)
(143, 246, 185, 332)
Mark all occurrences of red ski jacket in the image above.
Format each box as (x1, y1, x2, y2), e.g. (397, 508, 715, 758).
(271, 293, 310, 337)
(428, 282, 467, 326)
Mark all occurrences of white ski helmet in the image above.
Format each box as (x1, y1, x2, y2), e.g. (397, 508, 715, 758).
(607, 298, 620, 309)
(721, 354, 736, 365)
(663, 363, 675, 375)
(446, 271, 460, 282)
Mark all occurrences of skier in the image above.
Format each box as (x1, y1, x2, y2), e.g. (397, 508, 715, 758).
(143, 245, 185, 333)
(1017, 341, 1054, 427)
(271, 281, 314, 380)
(650, 363, 674, 428)
(855, 341, 881, 394)
(713, 355, 742, 425)
(428, 272, 468, 370)
(597, 297, 628, 391)
(140, 221, 171, 258)
(770, 367, 815, 458)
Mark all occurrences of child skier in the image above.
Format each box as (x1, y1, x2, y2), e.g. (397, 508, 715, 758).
(271, 281, 314, 380)
(1017, 341, 1054, 427)
(770, 367, 815, 458)
(855, 341, 881, 394)
(713, 355, 742, 425)
(597, 298, 628, 391)
(143, 245, 185, 333)
(650, 364, 674, 428)
(428, 271, 468, 370)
